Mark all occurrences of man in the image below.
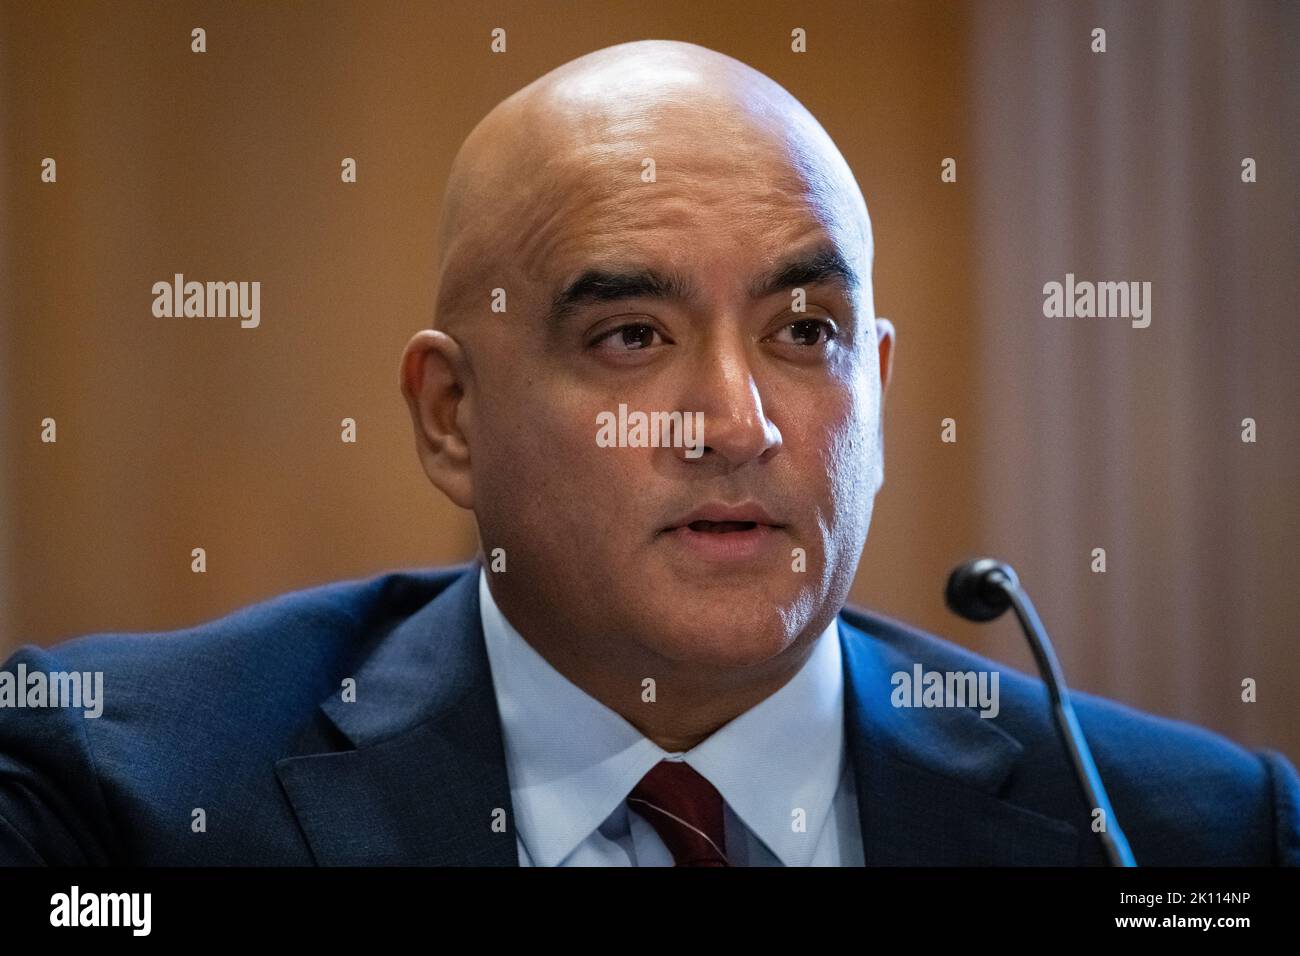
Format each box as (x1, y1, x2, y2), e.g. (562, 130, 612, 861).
(1, 40, 1296, 866)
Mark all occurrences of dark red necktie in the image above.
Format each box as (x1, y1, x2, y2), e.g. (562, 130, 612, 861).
(627, 759, 731, 866)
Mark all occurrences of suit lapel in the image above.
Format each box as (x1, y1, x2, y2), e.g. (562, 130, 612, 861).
(275, 561, 1078, 866)
(839, 616, 1080, 865)
(275, 561, 519, 865)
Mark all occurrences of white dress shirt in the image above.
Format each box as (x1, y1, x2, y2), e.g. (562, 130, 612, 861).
(477, 567, 865, 866)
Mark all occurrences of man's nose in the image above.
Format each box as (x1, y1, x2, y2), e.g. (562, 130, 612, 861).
(680, 341, 782, 468)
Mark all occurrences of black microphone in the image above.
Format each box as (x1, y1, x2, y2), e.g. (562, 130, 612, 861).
(945, 557, 1137, 867)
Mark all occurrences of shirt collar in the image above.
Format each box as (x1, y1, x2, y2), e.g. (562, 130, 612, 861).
(478, 566, 846, 867)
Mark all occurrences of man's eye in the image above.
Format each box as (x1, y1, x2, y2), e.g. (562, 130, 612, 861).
(771, 318, 837, 347)
(591, 323, 665, 352)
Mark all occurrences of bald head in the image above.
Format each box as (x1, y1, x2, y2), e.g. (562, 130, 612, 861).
(402, 39, 894, 715)
(433, 39, 874, 337)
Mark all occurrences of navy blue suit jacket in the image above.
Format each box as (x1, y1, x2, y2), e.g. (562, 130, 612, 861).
(1, 562, 1296, 865)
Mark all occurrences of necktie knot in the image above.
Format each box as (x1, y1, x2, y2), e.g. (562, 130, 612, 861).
(627, 759, 731, 866)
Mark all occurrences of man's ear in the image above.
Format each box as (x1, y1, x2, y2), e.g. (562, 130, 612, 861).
(399, 329, 474, 509)
(875, 317, 896, 400)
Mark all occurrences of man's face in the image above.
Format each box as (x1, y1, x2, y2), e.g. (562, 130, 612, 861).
(444, 95, 890, 671)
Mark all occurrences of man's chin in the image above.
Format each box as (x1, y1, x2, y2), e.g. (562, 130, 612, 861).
(632, 602, 807, 669)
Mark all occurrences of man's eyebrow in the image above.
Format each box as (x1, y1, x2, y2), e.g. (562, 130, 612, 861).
(749, 247, 861, 300)
(545, 268, 696, 326)
(544, 246, 860, 325)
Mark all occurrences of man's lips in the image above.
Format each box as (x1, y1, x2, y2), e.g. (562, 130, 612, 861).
(656, 502, 787, 564)
(660, 502, 783, 534)
(658, 502, 785, 562)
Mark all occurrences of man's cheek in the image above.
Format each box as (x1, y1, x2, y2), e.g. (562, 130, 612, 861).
(545, 426, 632, 500)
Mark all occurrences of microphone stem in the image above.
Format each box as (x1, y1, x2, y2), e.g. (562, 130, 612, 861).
(988, 570, 1137, 867)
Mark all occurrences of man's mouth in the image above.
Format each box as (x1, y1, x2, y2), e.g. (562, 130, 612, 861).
(684, 520, 760, 534)
(658, 503, 785, 562)
(662, 501, 782, 533)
